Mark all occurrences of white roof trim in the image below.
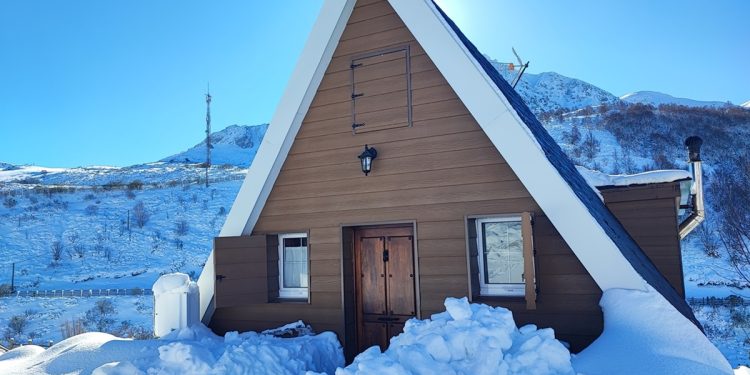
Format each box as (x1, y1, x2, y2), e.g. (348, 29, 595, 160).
(197, 0, 356, 320)
(200, 0, 649, 320)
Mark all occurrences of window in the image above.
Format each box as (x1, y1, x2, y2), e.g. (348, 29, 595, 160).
(476, 216, 526, 297)
(278, 233, 309, 299)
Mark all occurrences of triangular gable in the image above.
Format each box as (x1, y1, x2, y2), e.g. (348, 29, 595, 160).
(199, 0, 699, 329)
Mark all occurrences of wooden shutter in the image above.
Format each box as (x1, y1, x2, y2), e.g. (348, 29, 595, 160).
(213, 235, 268, 308)
(351, 46, 412, 134)
(521, 212, 537, 310)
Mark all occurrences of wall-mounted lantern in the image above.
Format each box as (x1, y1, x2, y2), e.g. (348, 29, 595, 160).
(358, 144, 378, 176)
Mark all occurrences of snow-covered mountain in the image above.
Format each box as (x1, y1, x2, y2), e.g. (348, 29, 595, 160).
(487, 56, 620, 113)
(742, 100, 750, 109)
(620, 91, 732, 108)
(161, 124, 268, 167)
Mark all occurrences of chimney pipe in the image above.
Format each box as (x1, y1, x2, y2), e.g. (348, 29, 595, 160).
(679, 136, 705, 239)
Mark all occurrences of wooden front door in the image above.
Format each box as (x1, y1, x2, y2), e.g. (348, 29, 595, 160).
(354, 226, 416, 352)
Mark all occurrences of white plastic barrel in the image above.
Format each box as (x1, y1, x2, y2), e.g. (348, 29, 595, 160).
(153, 273, 200, 337)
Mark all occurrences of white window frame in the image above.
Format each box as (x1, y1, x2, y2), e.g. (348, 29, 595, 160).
(476, 216, 525, 297)
(278, 233, 309, 299)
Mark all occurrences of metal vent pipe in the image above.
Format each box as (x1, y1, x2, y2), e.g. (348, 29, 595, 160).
(679, 136, 705, 239)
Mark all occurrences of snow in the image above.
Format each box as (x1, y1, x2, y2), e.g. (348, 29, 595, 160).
(621, 91, 732, 108)
(0, 323, 344, 375)
(338, 297, 575, 375)
(573, 288, 732, 375)
(576, 165, 691, 188)
(152, 273, 193, 295)
(161, 124, 268, 167)
(742, 100, 750, 109)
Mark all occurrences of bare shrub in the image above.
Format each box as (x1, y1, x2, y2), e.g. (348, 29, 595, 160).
(84, 300, 116, 332)
(174, 220, 189, 236)
(132, 201, 149, 228)
(127, 180, 144, 190)
(85, 204, 99, 216)
(3, 197, 17, 209)
(125, 190, 136, 199)
(0, 284, 12, 295)
(51, 240, 64, 263)
(5, 315, 27, 338)
(67, 231, 85, 258)
(711, 153, 750, 283)
(60, 319, 86, 339)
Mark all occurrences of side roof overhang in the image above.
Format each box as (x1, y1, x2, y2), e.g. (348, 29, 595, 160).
(198, 0, 700, 329)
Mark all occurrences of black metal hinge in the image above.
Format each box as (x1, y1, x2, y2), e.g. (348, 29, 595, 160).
(352, 123, 365, 130)
(216, 274, 226, 281)
(350, 63, 363, 69)
(351, 93, 364, 99)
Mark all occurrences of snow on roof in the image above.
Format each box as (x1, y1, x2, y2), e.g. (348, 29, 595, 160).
(576, 165, 691, 189)
(573, 288, 732, 375)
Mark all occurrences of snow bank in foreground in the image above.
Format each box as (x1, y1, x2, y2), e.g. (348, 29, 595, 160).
(0, 324, 343, 375)
(337, 297, 575, 375)
(573, 288, 732, 375)
(577, 165, 691, 188)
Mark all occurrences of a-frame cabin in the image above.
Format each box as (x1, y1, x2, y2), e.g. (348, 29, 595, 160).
(197, 0, 701, 359)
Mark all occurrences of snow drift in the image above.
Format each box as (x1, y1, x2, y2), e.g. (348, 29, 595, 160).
(573, 288, 732, 375)
(0, 324, 343, 375)
(337, 297, 575, 375)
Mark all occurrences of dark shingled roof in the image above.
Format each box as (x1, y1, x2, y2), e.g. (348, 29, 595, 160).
(432, 2, 701, 330)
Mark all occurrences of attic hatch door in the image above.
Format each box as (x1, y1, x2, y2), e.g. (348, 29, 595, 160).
(351, 46, 412, 134)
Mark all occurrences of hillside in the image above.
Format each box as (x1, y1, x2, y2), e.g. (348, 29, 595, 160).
(161, 124, 268, 167)
(487, 56, 620, 113)
(621, 91, 733, 108)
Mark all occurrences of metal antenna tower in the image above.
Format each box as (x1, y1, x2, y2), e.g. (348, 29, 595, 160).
(205, 84, 212, 187)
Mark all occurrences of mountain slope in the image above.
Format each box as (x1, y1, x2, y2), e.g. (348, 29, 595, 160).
(161, 124, 268, 167)
(621, 91, 732, 108)
(487, 57, 620, 113)
(742, 100, 750, 108)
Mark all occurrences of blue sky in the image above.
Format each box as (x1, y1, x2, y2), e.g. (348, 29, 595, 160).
(1, 0, 747, 167)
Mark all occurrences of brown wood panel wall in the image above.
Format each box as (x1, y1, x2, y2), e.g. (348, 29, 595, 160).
(601, 182, 684, 297)
(209, 0, 679, 354)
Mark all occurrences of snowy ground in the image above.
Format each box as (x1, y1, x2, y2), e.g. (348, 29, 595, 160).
(0, 164, 242, 347)
(0, 295, 732, 375)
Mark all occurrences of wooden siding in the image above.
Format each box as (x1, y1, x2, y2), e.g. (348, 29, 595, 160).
(601, 182, 684, 297)
(211, 0, 683, 354)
